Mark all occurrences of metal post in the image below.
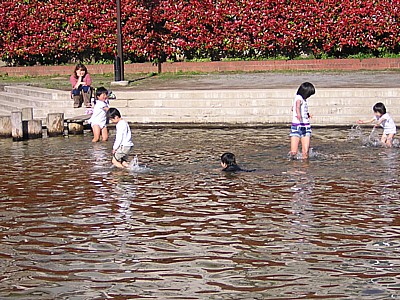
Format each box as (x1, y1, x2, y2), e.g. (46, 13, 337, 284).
(116, 0, 124, 81)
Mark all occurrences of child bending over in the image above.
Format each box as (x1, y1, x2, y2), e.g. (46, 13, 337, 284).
(357, 102, 397, 147)
(289, 82, 316, 159)
(107, 108, 134, 168)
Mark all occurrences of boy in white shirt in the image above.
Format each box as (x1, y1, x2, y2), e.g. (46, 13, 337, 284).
(107, 108, 134, 168)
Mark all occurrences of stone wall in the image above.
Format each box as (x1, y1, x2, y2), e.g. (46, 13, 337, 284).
(1, 58, 400, 77)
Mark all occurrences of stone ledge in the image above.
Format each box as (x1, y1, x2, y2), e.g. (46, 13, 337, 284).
(1, 58, 399, 77)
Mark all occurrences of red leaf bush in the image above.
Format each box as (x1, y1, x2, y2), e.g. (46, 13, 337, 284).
(0, 0, 399, 65)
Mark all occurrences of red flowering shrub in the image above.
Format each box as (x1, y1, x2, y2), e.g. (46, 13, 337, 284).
(0, 0, 399, 65)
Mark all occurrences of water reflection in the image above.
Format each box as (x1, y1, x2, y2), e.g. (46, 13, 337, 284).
(0, 128, 399, 299)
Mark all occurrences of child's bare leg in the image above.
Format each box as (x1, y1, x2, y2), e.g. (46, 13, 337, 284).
(301, 136, 311, 159)
(112, 157, 125, 168)
(290, 136, 300, 157)
(92, 125, 101, 142)
(101, 127, 108, 142)
(385, 133, 394, 147)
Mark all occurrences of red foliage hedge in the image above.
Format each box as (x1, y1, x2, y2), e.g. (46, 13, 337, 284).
(1, 0, 399, 65)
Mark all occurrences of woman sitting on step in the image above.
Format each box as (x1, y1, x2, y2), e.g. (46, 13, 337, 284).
(70, 63, 92, 108)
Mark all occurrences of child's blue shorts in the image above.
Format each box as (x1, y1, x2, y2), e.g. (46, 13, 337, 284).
(289, 125, 312, 138)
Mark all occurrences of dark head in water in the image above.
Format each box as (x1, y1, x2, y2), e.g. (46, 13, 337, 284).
(221, 152, 242, 172)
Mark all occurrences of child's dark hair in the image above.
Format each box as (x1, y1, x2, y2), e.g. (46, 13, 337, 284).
(96, 87, 108, 98)
(221, 152, 237, 166)
(297, 82, 315, 100)
(373, 102, 386, 115)
(107, 107, 121, 119)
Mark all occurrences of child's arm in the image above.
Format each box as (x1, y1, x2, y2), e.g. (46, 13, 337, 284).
(374, 115, 387, 127)
(357, 118, 375, 124)
(295, 99, 302, 121)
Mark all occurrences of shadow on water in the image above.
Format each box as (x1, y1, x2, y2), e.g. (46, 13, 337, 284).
(0, 128, 399, 299)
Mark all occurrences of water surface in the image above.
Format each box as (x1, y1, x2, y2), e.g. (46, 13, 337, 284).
(0, 128, 399, 299)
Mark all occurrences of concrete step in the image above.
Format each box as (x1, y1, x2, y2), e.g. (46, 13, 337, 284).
(1, 85, 399, 126)
(113, 97, 400, 109)
(0, 92, 73, 109)
(32, 107, 87, 121)
(0, 100, 25, 113)
(121, 114, 362, 126)
(114, 88, 400, 100)
(0, 109, 10, 116)
(117, 106, 379, 117)
(4, 85, 70, 101)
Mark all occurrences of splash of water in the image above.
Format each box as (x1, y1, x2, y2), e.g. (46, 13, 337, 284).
(348, 125, 380, 146)
(128, 155, 151, 173)
(287, 148, 320, 160)
(348, 125, 400, 147)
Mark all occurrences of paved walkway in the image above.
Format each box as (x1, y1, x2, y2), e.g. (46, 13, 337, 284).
(126, 71, 400, 91)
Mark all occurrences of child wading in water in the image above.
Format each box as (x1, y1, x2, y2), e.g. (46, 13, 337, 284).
(289, 82, 316, 159)
(107, 108, 134, 168)
(357, 102, 397, 147)
(88, 87, 109, 142)
(220, 152, 255, 172)
(221, 152, 242, 172)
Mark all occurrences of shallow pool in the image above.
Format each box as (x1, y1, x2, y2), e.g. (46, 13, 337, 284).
(0, 127, 399, 299)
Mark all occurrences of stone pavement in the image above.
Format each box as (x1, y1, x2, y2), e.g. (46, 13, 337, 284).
(123, 71, 400, 91)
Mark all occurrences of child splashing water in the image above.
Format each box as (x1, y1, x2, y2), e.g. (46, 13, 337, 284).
(289, 82, 316, 160)
(107, 108, 134, 169)
(357, 102, 397, 147)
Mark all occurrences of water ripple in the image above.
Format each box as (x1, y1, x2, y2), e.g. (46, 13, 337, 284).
(0, 129, 399, 299)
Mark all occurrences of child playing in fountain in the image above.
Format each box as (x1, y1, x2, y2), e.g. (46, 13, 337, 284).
(88, 87, 110, 142)
(107, 108, 134, 168)
(220, 152, 244, 172)
(289, 82, 316, 159)
(357, 102, 397, 147)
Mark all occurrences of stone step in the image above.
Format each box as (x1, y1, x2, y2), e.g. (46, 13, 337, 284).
(0, 92, 73, 109)
(121, 114, 364, 126)
(0, 109, 10, 117)
(1, 85, 399, 126)
(113, 88, 400, 100)
(32, 107, 87, 121)
(4, 85, 71, 101)
(111, 97, 400, 109)
(0, 99, 86, 122)
(0, 100, 24, 113)
(116, 106, 385, 118)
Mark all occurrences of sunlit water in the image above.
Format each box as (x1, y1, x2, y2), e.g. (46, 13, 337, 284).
(0, 127, 399, 299)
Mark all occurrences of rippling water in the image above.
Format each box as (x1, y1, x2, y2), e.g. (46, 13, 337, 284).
(0, 127, 399, 299)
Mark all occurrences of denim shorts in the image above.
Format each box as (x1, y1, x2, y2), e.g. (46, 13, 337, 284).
(290, 125, 312, 138)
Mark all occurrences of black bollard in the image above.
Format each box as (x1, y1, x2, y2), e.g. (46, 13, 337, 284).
(114, 56, 121, 82)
